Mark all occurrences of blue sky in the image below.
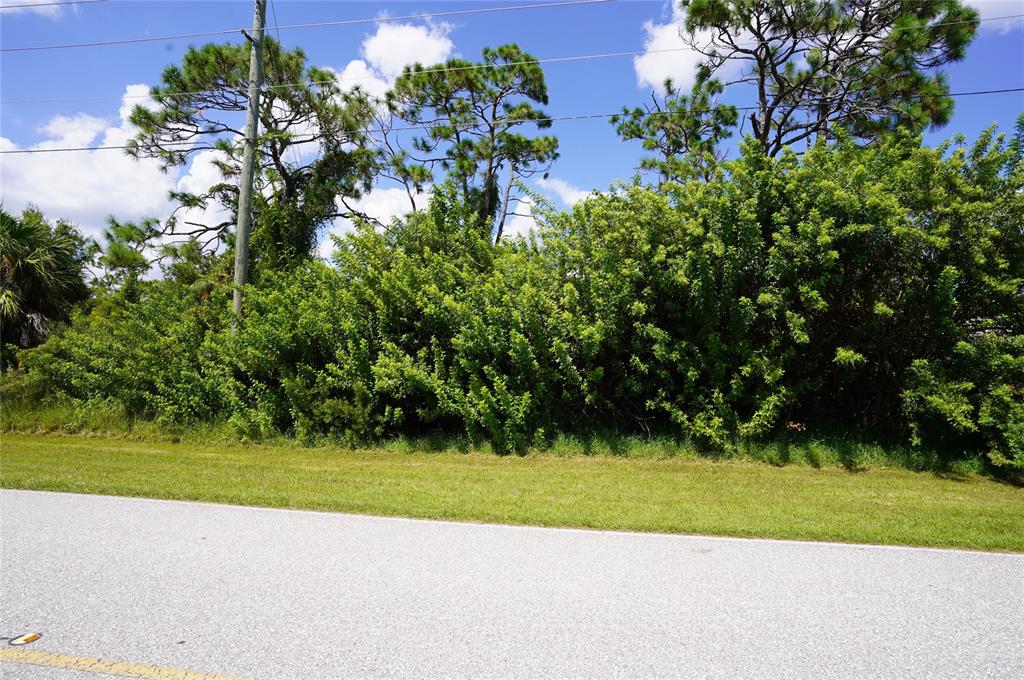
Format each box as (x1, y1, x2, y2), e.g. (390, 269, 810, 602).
(2, 0, 1022, 244)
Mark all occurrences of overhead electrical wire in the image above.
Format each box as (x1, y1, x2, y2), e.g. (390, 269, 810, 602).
(0, 0, 105, 9)
(3, 12, 1022, 106)
(3, 0, 1007, 54)
(0, 46, 717, 105)
(0, 0, 615, 52)
(1, 2, 1018, 155)
(3, 86, 1021, 155)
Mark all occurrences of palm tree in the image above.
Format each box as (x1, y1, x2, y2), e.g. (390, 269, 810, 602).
(0, 207, 91, 363)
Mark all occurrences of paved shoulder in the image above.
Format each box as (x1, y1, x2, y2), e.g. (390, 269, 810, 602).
(2, 490, 1021, 679)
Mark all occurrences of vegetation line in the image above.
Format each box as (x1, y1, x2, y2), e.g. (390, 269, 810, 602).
(2, 433, 1021, 552)
(2, 1, 1021, 536)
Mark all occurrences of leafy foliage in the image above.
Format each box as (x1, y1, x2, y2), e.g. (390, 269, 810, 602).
(127, 39, 378, 270)
(6, 277, 229, 423)
(385, 44, 559, 241)
(6, 122, 1022, 472)
(677, 0, 979, 155)
(612, 78, 737, 185)
(0, 208, 91, 366)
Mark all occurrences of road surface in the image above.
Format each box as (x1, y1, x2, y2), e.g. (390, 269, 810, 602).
(1, 489, 1021, 678)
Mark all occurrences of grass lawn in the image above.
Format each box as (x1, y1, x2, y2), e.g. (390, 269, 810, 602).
(2, 432, 1022, 551)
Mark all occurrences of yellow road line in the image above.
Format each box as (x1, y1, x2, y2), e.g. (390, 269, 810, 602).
(0, 647, 249, 679)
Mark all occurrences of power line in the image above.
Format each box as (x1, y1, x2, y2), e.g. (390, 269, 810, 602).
(0, 47, 698, 105)
(0, 0, 105, 8)
(4, 12, 1022, 105)
(3, 86, 1021, 155)
(0, 0, 614, 52)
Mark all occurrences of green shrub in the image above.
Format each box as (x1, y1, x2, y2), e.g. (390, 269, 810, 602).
(4, 280, 229, 425)
(5, 122, 1021, 468)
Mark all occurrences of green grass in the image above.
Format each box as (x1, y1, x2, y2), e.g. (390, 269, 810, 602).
(2, 433, 1022, 551)
(1, 402, 986, 473)
(0, 402, 240, 443)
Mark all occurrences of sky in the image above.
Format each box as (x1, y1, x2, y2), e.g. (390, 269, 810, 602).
(1, 0, 1023, 251)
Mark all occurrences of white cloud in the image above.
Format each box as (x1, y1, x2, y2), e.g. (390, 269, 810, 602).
(536, 177, 591, 207)
(971, 1, 1024, 33)
(362, 22, 454, 81)
(332, 59, 390, 100)
(176, 150, 226, 198)
(0, 86, 176, 237)
(333, 21, 455, 98)
(630, 4, 751, 94)
(341, 186, 425, 228)
(0, 84, 232, 241)
(37, 114, 107, 148)
(0, 0, 62, 18)
(174, 149, 233, 233)
(634, 5, 710, 93)
(118, 83, 158, 123)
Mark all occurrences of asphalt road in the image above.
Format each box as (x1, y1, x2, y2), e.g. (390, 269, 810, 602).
(1, 489, 1021, 679)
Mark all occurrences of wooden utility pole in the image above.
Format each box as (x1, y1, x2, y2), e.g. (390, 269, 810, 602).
(232, 0, 268, 318)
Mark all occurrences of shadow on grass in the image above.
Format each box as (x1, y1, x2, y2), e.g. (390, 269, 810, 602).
(833, 440, 869, 473)
(6, 401, 1021, 485)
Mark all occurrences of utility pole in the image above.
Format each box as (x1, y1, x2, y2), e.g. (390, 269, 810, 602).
(232, 0, 268, 319)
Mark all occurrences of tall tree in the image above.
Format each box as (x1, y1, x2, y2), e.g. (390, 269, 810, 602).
(127, 39, 378, 271)
(0, 208, 91, 363)
(677, 0, 979, 156)
(384, 44, 559, 242)
(612, 78, 737, 185)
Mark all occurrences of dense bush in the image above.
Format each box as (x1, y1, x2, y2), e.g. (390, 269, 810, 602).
(5, 280, 229, 425)
(0, 208, 91, 367)
(5, 125, 1021, 468)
